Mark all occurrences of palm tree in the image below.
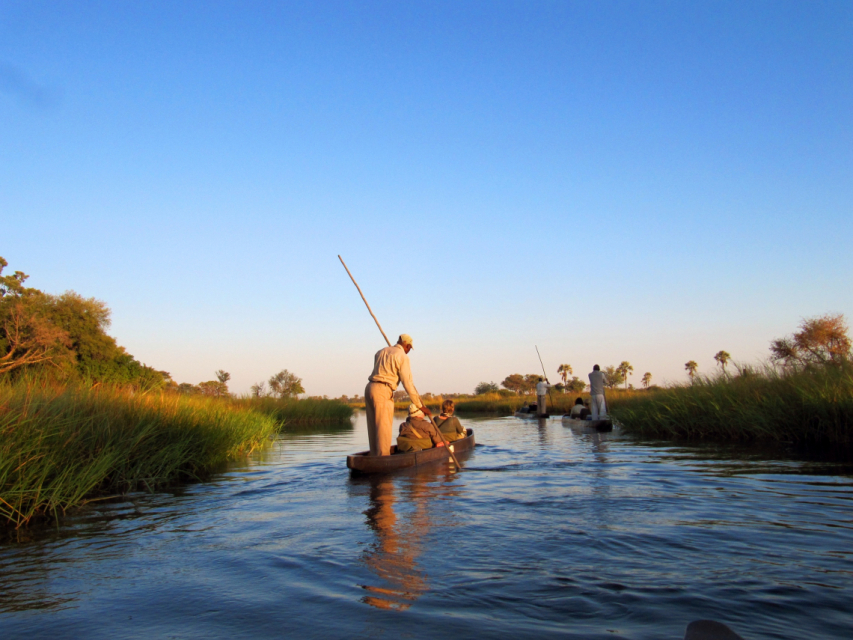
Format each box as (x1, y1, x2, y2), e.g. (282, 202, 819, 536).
(685, 360, 698, 384)
(714, 350, 731, 375)
(617, 361, 634, 389)
(557, 364, 572, 388)
(641, 372, 652, 389)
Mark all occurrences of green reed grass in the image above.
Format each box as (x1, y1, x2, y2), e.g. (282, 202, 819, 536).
(0, 383, 279, 528)
(235, 396, 353, 425)
(609, 364, 853, 446)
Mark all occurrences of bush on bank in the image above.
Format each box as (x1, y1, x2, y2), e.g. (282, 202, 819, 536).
(609, 363, 853, 446)
(0, 383, 282, 528)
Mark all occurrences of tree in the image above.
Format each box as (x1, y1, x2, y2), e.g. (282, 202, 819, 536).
(250, 381, 268, 398)
(557, 364, 572, 388)
(603, 365, 624, 389)
(617, 361, 634, 389)
(501, 374, 526, 394)
(268, 369, 305, 398)
(714, 350, 731, 374)
(523, 374, 544, 394)
(641, 372, 652, 389)
(567, 376, 586, 393)
(685, 360, 698, 384)
(198, 380, 229, 397)
(475, 381, 499, 395)
(770, 314, 851, 367)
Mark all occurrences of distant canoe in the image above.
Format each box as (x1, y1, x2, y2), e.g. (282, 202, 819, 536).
(347, 428, 475, 475)
(561, 416, 613, 432)
(513, 408, 550, 419)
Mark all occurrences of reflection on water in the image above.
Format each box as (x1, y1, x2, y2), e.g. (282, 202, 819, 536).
(2, 413, 853, 639)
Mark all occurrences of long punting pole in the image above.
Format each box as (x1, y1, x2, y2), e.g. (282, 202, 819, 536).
(338, 255, 463, 469)
(535, 345, 556, 414)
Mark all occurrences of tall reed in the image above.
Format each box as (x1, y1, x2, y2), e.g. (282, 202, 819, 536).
(0, 383, 278, 528)
(609, 364, 853, 446)
(234, 396, 354, 425)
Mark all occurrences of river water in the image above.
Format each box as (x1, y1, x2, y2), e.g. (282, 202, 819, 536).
(1, 413, 852, 639)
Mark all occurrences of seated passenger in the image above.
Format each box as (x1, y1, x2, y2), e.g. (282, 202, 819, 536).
(433, 400, 466, 442)
(569, 397, 591, 419)
(396, 404, 446, 453)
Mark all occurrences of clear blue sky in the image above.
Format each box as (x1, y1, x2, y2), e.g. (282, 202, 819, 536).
(3, 1, 851, 396)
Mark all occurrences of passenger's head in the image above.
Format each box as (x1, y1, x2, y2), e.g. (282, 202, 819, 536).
(574, 397, 584, 406)
(397, 334, 414, 353)
(593, 364, 600, 371)
(442, 399, 455, 415)
(407, 403, 424, 419)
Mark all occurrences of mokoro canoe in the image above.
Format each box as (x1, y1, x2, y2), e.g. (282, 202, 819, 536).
(561, 416, 613, 432)
(513, 408, 550, 419)
(347, 428, 475, 474)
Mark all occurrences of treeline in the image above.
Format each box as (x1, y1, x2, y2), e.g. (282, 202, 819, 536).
(1, 257, 164, 388)
(476, 362, 654, 396)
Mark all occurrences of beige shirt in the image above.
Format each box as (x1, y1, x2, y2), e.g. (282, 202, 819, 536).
(368, 344, 422, 407)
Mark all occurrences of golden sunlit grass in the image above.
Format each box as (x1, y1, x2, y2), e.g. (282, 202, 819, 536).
(0, 383, 353, 528)
(609, 364, 853, 446)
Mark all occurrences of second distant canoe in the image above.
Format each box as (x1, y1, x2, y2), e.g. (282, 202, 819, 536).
(561, 416, 613, 432)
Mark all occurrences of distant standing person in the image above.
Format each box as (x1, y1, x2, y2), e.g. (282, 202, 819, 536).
(588, 364, 607, 420)
(365, 334, 429, 456)
(536, 378, 551, 417)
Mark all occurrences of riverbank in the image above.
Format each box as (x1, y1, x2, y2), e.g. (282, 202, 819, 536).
(609, 364, 853, 447)
(0, 383, 353, 528)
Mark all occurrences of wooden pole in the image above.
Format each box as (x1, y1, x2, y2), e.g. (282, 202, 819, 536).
(338, 255, 392, 348)
(338, 255, 463, 469)
(535, 345, 556, 416)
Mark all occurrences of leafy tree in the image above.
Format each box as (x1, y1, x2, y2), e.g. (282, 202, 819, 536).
(557, 364, 572, 388)
(567, 376, 586, 393)
(268, 369, 305, 398)
(714, 350, 731, 374)
(524, 374, 544, 394)
(685, 360, 698, 384)
(603, 365, 624, 389)
(475, 381, 499, 395)
(250, 381, 268, 398)
(0, 257, 73, 374)
(770, 314, 851, 367)
(198, 380, 229, 397)
(641, 372, 652, 389)
(617, 361, 634, 389)
(501, 373, 526, 394)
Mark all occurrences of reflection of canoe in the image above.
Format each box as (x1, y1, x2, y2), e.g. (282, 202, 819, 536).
(561, 416, 613, 432)
(347, 428, 475, 474)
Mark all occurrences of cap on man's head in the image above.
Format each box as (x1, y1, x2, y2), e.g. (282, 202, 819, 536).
(407, 403, 424, 417)
(399, 334, 414, 348)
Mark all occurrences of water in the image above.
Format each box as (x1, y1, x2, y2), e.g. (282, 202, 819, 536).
(2, 414, 852, 639)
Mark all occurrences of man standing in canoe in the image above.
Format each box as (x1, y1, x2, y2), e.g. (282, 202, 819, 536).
(365, 334, 431, 456)
(536, 377, 551, 417)
(588, 364, 608, 420)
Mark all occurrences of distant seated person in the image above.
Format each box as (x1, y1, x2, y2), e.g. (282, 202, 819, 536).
(434, 400, 466, 442)
(396, 404, 446, 453)
(570, 397, 591, 419)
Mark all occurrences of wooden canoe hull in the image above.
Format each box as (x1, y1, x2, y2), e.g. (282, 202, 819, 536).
(513, 410, 550, 419)
(347, 428, 476, 474)
(561, 416, 613, 432)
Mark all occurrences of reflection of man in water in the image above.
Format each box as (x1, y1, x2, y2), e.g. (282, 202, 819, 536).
(360, 477, 426, 610)
(359, 470, 461, 611)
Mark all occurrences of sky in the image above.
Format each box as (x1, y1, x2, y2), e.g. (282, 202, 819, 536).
(2, 1, 851, 396)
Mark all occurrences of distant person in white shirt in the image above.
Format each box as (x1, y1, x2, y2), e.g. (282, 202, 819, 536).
(536, 378, 551, 417)
(588, 365, 607, 420)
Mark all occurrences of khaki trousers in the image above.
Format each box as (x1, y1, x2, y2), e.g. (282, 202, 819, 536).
(537, 394, 547, 416)
(365, 382, 394, 456)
